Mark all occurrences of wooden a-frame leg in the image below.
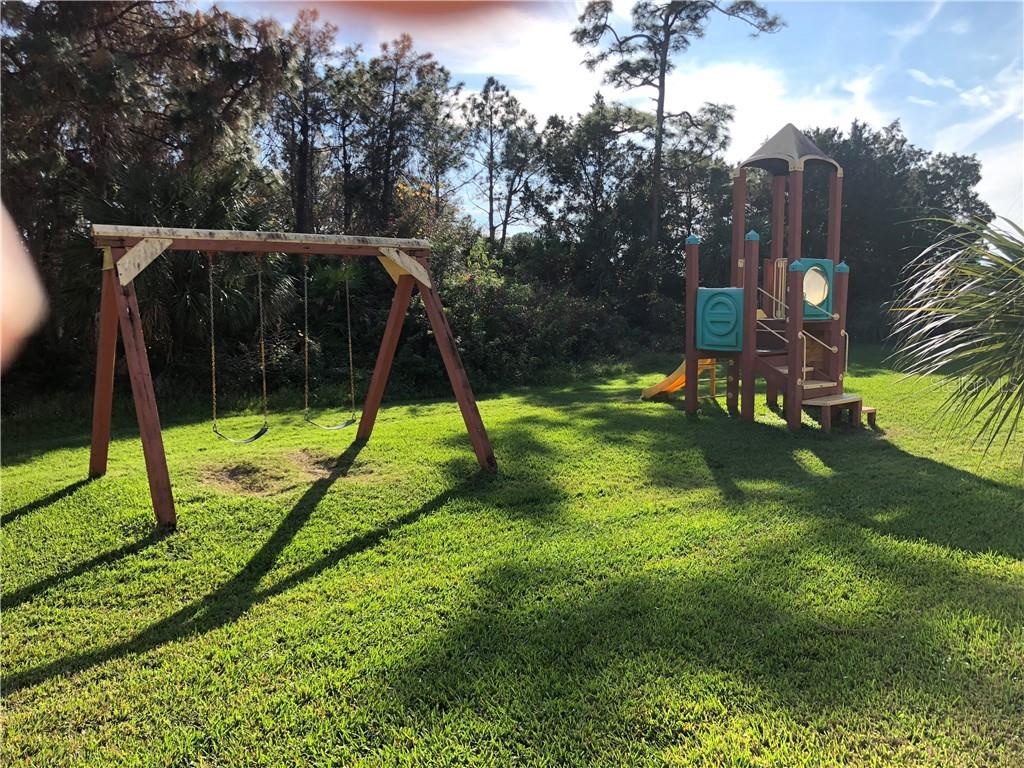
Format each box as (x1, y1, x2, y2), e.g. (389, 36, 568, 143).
(357, 275, 415, 442)
(417, 272, 497, 473)
(89, 266, 120, 478)
(114, 276, 176, 529)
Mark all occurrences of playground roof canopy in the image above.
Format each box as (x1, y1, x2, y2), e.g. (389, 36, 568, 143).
(91, 224, 432, 256)
(740, 123, 842, 175)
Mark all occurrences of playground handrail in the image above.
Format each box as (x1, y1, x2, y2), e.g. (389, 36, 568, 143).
(801, 328, 838, 354)
(756, 319, 788, 345)
(757, 285, 787, 312)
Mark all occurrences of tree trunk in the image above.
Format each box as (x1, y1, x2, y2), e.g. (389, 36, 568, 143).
(650, 32, 669, 248)
(487, 107, 496, 254)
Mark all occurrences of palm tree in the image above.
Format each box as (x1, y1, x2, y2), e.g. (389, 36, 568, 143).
(889, 217, 1024, 463)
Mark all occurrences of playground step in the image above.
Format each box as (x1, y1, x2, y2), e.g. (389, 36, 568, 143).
(802, 379, 837, 390)
(802, 393, 862, 407)
(863, 406, 877, 426)
(773, 365, 813, 375)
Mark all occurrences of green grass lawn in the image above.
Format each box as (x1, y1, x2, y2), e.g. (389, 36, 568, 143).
(3, 347, 1022, 767)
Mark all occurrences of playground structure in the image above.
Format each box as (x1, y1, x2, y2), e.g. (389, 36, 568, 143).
(643, 124, 875, 431)
(88, 225, 497, 530)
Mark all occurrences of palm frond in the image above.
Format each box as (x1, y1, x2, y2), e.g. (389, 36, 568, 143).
(889, 216, 1024, 464)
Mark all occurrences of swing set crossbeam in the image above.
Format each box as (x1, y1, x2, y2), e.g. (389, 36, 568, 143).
(88, 224, 496, 532)
(92, 224, 430, 256)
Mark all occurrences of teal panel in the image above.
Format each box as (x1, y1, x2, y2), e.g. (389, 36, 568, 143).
(696, 287, 744, 351)
(789, 257, 834, 320)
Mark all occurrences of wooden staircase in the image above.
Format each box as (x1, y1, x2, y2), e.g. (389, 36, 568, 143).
(755, 348, 872, 431)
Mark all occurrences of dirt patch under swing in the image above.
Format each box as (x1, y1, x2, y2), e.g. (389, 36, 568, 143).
(200, 449, 379, 496)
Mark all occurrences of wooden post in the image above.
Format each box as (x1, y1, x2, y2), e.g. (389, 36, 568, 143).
(684, 235, 700, 414)
(826, 170, 843, 264)
(357, 275, 415, 442)
(89, 255, 120, 478)
(785, 261, 804, 432)
(821, 404, 832, 433)
(741, 231, 759, 421)
(417, 259, 497, 473)
(826, 170, 845, 388)
(728, 167, 746, 415)
(833, 263, 850, 390)
(788, 169, 804, 266)
(730, 167, 747, 287)
(771, 174, 786, 263)
(785, 168, 805, 431)
(112, 258, 176, 529)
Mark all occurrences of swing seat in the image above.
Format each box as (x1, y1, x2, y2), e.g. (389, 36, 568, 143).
(213, 421, 270, 444)
(304, 414, 356, 431)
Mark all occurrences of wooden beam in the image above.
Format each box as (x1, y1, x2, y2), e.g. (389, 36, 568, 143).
(93, 224, 430, 258)
(417, 258, 497, 473)
(357, 276, 416, 442)
(89, 258, 121, 478)
(115, 237, 173, 286)
(377, 247, 432, 288)
(113, 275, 176, 528)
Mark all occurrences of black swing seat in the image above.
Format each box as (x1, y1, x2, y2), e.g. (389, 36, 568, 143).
(304, 414, 357, 431)
(213, 421, 270, 444)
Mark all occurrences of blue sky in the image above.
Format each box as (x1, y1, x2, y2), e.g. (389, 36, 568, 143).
(220, 1, 1023, 222)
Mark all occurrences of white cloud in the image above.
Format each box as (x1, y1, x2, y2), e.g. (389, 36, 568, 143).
(933, 62, 1024, 152)
(974, 140, 1023, 223)
(886, 1, 945, 46)
(909, 96, 938, 107)
(908, 68, 958, 90)
(948, 18, 971, 35)
(658, 63, 890, 163)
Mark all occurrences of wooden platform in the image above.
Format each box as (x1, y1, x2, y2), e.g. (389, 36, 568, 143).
(802, 393, 865, 432)
(802, 393, 861, 407)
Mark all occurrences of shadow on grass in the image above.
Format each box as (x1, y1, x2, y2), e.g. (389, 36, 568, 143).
(386, 547, 1019, 762)
(2, 528, 171, 610)
(0, 478, 91, 526)
(519, 385, 1023, 560)
(2, 438, 515, 696)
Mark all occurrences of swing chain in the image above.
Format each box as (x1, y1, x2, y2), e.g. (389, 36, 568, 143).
(303, 255, 311, 418)
(257, 253, 268, 419)
(207, 251, 218, 426)
(302, 256, 358, 429)
(345, 267, 356, 420)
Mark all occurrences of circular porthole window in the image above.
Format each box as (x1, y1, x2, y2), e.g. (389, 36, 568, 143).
(803, 265, 829, 307)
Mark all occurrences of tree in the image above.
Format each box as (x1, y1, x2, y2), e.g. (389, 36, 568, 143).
(270, 9, 337, 233)
(466, 77, 541, 255)
(535, 94, 646, 295)
(360, 35, 452, 233)
(573, 0, 781, 246)
(1, 0, 287, 382)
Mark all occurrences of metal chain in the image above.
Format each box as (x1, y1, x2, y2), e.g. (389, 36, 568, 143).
(207, 252, 218, 427)
(257, 254, 268, 418)
(303, 255, 310, 418)
(345, 269, 356, 419)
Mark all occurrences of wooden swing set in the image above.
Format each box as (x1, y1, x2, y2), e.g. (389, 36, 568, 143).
(88, 225, 497, 531)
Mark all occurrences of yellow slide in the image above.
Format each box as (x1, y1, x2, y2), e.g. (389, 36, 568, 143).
(641, 358, 716, 400)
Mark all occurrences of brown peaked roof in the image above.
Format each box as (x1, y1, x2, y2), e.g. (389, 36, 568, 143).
(740, 123, 842, 175)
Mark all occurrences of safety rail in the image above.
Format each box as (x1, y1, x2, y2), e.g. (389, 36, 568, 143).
(841, 329, 849, 379)
(756, 286, 787, 313)
(756, 320, 787, 345)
